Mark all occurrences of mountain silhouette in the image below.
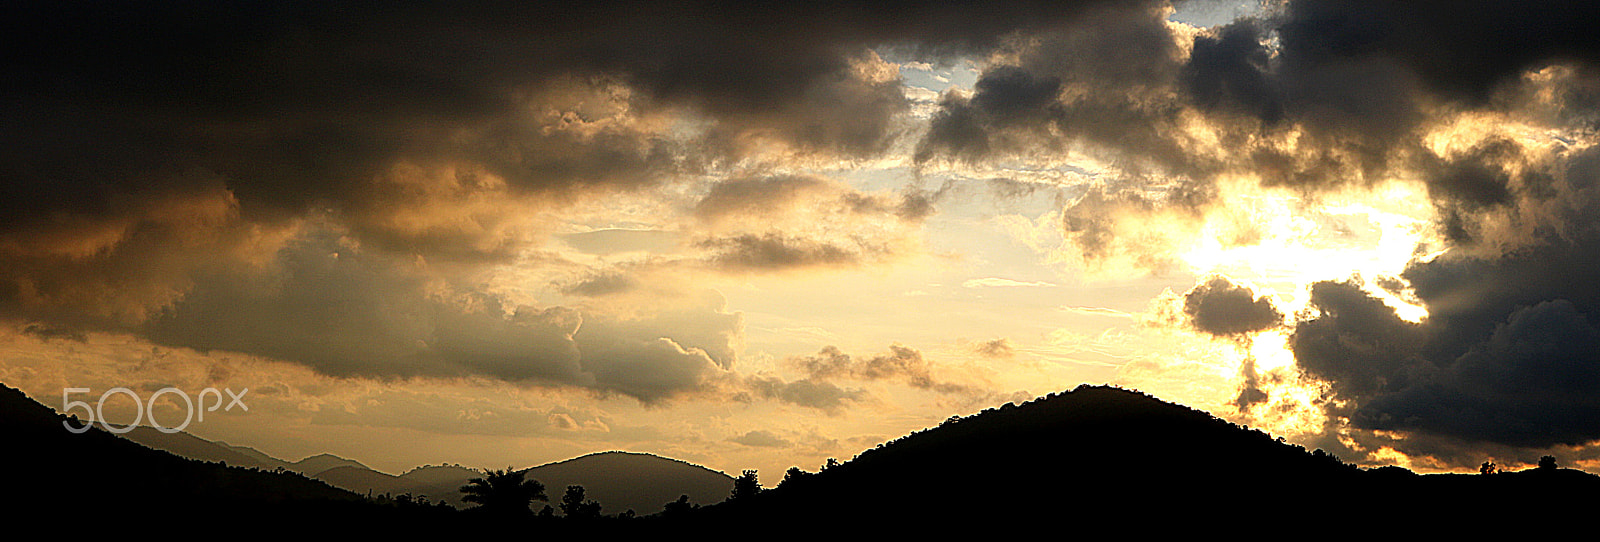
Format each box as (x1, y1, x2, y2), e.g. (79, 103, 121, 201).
(313, 463, 484, 505)
(122, 425, 289, 470)
(295, 452, 375, 475)
(121, 424, 733, 513)
(0, 383, 451, 533)
(122, 426, 377, 477)
(518, 451, 734, 516)
(10, 380, 1599, 535)
(687, 385, 1600, 536)
(322, 451, 734, 513)
(121, 422, 480, 503)
(315, 465, 409, 495)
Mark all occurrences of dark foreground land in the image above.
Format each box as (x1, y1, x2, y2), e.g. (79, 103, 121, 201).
(5, 382, 1594, 537)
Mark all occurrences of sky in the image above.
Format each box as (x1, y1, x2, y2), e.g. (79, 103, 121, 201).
(6, 0, 1600, 480)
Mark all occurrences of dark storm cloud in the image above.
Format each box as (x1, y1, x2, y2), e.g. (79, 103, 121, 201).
(916, 4, 1198, 175)
(915, 3, 1415, 191)
(1293, 216, 1600, 448)
(1182, 276, 1284, 338)
(1277, 0, 1600, 106)
(1281, 137, 1600, 454)
(1184, 19, 1285, 125)
(1185, 0, 1600, 190)
(915, 0, 1600, 201)
(1262, 8, 1600, 452)
(0, 0, 1145, 233)
(1360, 300, 1600, 447)
(1292, 279, 1428, 399)
(1417, 137, 1560, 245)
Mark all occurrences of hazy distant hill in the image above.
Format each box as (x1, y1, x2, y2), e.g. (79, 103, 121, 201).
(309, 464, 482, 505)
(399, 464, 485, 489)
(332, 451, 735, 513)
(316, 465, 408, 496)
(122, 425, 289, 470)
(118, 424, 471, 503)
(296, 452, 375, 475)
(123, 426, 374, 476)
(519, 451, 734, 515)
(120, 423, 732, 513)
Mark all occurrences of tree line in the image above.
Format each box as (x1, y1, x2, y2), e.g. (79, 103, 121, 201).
(452, 466, 769, 521)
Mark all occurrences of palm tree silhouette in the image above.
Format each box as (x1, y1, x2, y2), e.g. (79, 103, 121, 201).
(460, 467, 546, 517)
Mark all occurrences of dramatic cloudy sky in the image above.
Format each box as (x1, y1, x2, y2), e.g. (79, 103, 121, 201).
(7, 0, 1600, 478)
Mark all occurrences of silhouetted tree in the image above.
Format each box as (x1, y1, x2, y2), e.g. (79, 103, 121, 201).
(618, 509, 636, 519)
(559, 485, 602, 519)
(729, 469, 761, 501)
(824, 458, 839, 470)
(663, 494, 698, 517)
(781, 466, 812, 488)
(1540, 455, 1558, 470)
(538, 505, 555, 518)
(460, 467, 546, 517)
(1310, 448, 1345, 468)
(1480, 461, 1497, 475)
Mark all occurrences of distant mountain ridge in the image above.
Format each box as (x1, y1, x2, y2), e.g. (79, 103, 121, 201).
(120, 425, 288, 470)
(122, 426, 379, 475)
(301, 451, 733, 513)
(117, 421, 733, 513)
(0, 382, 453, 533)
(516, 451, 734, 515)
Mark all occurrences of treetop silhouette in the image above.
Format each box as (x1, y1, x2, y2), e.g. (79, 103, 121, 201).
(729, 469, 761, 502)
(460, 467, 547, 517)
(560, 484, 603, 519)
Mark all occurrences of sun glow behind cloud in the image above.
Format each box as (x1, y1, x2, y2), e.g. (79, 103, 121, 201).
(1177, 182, 1435, 318)
(1147, 178, 1443, 443)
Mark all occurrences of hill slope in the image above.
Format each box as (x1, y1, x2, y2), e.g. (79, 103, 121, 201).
(0, 383, 454, 532)
(695, 385, 1600, 535)
(519, 451, 734, 515)
(115, 422, 730, 513)
(122, 427, 376, 477)
(385, 451, 735, 513)
(122, 425, 289, 470)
